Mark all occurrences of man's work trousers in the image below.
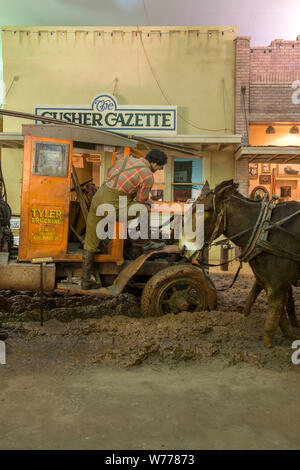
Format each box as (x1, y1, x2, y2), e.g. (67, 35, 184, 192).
(84, 184, 139, 253)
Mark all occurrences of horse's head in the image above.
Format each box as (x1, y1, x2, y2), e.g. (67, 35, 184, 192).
(179, 179, 239, 260)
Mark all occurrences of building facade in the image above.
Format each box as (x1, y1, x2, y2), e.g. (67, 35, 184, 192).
(235, 35, 300, 201)
(3, 27, 300, 260)
(1, 26, 239, 215)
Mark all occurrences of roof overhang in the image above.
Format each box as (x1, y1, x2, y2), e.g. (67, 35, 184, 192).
(0, 129, 242, 156)
(0, 133, 24, 149)
(235, 146, 300, 164)
(137, 134, 242, 153)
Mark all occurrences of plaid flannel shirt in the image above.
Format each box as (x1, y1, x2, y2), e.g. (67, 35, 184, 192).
(106, 155, 154, 203)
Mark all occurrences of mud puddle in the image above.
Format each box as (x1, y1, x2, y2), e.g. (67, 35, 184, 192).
(1, 273, 300, 370)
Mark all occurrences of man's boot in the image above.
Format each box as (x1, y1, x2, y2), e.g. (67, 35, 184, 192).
(81, 250, 101, 290)
(131, 239, 165, 255)
(141, 240, 165, 253)
(0, 324, 8, 341)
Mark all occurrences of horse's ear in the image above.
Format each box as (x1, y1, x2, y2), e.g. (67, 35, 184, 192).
(199, 180, 210, 199)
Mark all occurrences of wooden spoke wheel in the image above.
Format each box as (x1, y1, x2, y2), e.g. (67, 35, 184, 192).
(141, 264, 217, 317)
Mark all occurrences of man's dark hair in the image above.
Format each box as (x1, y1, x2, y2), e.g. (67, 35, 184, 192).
(146, 149, 167, 166)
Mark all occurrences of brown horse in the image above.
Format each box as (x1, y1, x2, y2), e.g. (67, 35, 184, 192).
(179, 179, 300, 347)
(236, 194, 299, 328)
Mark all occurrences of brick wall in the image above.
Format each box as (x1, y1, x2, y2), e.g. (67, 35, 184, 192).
(249, 37, 300, 114)
(235, 158, 249, 196)
(234, 35, 300, 193)
(234, 37, 250, 194)
(250, 37, 300, 83)
(250, 84, 300, 113)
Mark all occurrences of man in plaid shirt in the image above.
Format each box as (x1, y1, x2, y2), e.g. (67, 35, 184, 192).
(82, 148, 168, 289)
(106, 154, 155, 203)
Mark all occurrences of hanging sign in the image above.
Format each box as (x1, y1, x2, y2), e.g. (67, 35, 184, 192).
(35, 94, 177, 135)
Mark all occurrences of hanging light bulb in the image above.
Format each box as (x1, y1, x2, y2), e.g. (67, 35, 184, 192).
(289, 126, 299, 134)
(266, 126, 275, 134)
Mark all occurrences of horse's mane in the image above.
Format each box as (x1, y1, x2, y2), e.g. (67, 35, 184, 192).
(214, 179, 234, 194)
(233, 191, 261, 204)
(214, 180, 261, 204)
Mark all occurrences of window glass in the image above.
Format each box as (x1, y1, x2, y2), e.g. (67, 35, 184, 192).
(33, 142, 69, 177)
(173, 158, 203, 202)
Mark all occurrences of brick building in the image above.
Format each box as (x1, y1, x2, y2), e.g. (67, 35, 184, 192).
(235, 35, 300, 200)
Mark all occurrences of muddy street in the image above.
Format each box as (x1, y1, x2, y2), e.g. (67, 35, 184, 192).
(0, 272, 300, 450)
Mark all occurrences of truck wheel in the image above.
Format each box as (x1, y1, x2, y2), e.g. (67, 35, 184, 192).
(141, 264, 217, 317)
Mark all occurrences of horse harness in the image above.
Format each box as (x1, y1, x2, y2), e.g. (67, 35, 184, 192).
(209, 193, 300, 264)
(199, 192, 300, 291)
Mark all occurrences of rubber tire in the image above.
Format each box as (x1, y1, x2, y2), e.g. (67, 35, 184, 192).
(141, 264, 217, 317)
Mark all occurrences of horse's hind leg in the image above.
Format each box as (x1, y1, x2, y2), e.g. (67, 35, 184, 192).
(243, 280, 263, 316)
(264, 290, 287, 348)
(245, 283, 299, 327)
(279, 310, 297, 341)
(286, 287, 300, 328)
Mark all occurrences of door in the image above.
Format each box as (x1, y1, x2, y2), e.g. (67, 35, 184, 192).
(18, 135, 73, 261)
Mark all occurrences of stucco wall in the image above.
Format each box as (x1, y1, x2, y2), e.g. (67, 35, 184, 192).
(210, 151, 235, 188)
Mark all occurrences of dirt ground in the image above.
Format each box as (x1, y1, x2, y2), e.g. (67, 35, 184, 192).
(0, 271, 299, 450)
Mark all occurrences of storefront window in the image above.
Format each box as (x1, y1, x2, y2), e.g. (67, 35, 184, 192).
(173, 158, 203, 202)
(249, 161, 300, 202)
(33, 142, 69, 177)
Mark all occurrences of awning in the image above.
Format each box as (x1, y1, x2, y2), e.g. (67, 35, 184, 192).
(137, 134, 242, 155)
(235, 145, 300, 164)
(0, 129, 243, 156)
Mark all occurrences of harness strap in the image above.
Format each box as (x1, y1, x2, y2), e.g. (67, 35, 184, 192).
(107, 156, 148, 189)
(267, 222, 300, 243)
(106, 156, 129, 187)
(199, 262, 242, 292)
(240, 197, 276, 262)
(213, 264, 242, 292)
(257, 240, 300, 263)
(240, 200, 269, 261)
(263, 208, 300, 230)
(197, 253, 241, 267)
(209, 208, 225, 246)
(212, 226, 252, 246)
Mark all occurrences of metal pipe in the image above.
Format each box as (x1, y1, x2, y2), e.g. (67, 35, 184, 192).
(40, 263, 44, 327)
(0, 108, 199, 155)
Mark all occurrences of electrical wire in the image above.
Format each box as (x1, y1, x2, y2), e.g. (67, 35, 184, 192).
(0, 161, 7, 202)
(0, 76, 18, 109)
(142, 0, 151, 26)
(136, 26, 235, 133)
(241, 88, 249, 143)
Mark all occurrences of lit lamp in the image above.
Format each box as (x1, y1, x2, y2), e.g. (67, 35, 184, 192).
(289, 126, 299, 134)
(266, 126, 275, 134)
